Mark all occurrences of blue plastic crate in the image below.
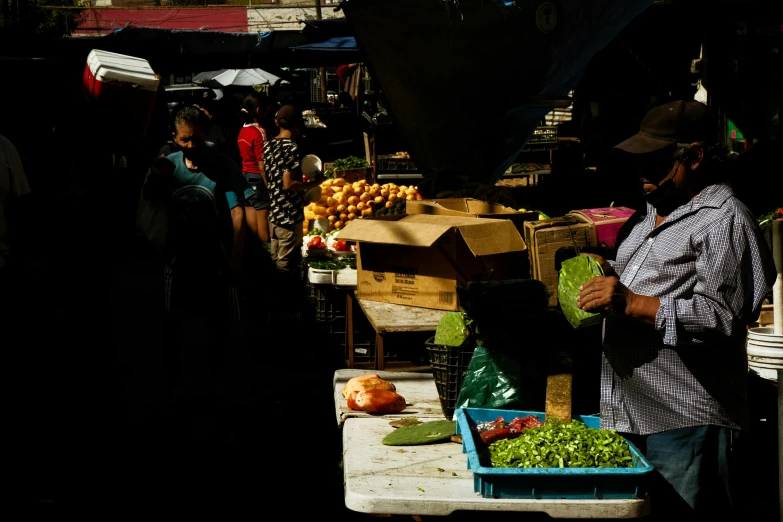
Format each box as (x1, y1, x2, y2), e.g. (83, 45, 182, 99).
(455, 407, 654, 500)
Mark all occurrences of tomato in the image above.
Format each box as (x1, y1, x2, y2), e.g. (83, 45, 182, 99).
(335, 239, 349, 251)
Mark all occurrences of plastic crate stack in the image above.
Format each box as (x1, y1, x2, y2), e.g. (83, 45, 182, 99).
(305, 282, 378, 367)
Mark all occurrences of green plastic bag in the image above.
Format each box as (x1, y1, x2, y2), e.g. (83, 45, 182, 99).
(558, 255, 605, 329)
(454, 345, 546, 412)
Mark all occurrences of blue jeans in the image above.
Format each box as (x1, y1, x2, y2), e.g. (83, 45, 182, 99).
(622, 425, 748, 521)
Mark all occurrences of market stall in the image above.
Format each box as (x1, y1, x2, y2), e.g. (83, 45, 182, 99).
(333, 370, 651, 518)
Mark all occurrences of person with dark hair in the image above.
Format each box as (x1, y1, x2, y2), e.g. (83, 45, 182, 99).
(140, 105, 250, 404)
(263, 104, 322, 278)
(575, 100, 776, 521)
(196, 99, 226, 151)
(237, 91, 273, 244)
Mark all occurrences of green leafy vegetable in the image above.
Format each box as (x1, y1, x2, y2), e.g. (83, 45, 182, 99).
(434, 312, 473, 346)
(558, 255, 605, 329)
(489, 420, 634, 468)
(306, 258, 356, 270)
(332, 156, 369, 171)
(382, 420, 457, 446)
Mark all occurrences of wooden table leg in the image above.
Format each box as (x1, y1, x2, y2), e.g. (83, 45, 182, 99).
(375, 332, 385, 371)
(346, 291, 354, 369)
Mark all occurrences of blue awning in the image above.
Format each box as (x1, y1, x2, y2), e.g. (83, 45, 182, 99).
(291, 36, 358, 51)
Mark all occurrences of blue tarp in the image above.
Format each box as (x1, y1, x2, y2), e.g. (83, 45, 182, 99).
(291, 36, 358, 51)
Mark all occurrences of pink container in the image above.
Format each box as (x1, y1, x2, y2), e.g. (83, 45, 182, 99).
(567, 207, 636, 248)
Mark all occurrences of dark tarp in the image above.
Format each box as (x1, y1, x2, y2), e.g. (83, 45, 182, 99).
(341, 0, 651, 186)
(1, 26, 357, 75)
(72, 27, 264, 72)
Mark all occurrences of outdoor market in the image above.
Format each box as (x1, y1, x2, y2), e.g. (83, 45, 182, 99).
(0, 0, 781, 520)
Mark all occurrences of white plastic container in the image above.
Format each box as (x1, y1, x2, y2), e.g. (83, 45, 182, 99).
(83, 49, 159, 140)
(747, 327, 783, 382)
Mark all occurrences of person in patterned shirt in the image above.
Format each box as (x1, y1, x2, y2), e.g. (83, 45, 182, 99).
(263, 104, 323, 275)
(575, 101, 776, 521)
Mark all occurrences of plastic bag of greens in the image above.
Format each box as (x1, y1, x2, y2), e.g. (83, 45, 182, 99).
(454, 345, 546, 412)
(558, 255, 605, 329)
(434, 311, 473, 347)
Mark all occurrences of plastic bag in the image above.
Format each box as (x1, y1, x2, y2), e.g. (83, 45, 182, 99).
(454, 345, 547, 412)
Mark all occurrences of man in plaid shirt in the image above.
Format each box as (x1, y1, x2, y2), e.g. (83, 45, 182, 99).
(575, 101, 776, 520)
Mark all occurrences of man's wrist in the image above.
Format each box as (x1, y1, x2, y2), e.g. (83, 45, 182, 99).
(625, 292, 659, 325)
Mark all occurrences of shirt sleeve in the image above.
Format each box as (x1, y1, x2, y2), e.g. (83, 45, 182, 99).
(656, 217, 774, 346)
(284, 142, 301, 175)
(253, 129, 265, 165)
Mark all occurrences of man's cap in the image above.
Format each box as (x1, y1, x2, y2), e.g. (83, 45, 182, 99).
(275, 104, 303, 129)
(614, 100, 712, 154)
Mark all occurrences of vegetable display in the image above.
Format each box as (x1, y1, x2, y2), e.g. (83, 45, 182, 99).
(307, 258, 355, 270)
(306, 235, 327, 250)
(304, 178, 424, 232)
(488, 420, 634, 469)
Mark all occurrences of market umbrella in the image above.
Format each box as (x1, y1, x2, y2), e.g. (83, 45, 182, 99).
(192, 68, 288, 88)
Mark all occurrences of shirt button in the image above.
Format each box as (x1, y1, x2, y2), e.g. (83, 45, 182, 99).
(632, 265, 639, 270)
(648, 237, 654, 243)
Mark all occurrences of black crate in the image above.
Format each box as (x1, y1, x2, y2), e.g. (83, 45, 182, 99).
(425, 337, 476, 419)
(307, 283, 347, 323)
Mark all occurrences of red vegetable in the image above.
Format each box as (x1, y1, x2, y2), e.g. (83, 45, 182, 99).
(308, 236, 326, 249)
(480, 427, 515, 445)
(334, 239, 350, 252)
(475, 416, 506, 434)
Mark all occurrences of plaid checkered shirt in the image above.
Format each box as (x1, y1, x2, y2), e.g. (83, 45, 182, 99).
(600, 182, 776, 435)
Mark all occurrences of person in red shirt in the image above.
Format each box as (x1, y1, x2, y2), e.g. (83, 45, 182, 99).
(237, 90, 273, 243)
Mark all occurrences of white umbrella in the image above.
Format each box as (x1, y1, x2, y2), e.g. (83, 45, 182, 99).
(192, 68, 288, 87)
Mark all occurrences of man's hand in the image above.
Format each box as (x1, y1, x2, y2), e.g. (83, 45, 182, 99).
(151, 155, 175, 177)
(577, 275, 660, 326)
(580, 252, 616, 277)
(577, 275, 634, 317)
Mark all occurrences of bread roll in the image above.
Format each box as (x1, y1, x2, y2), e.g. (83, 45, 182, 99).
(341, 374, 395, 398)
(355, 389, 406, 414)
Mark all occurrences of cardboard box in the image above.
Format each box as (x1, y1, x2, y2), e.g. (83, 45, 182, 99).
(338, 214, 528, 311)
(566, 207, 636, 248)
(523, 216, 596, 307)
(406, 198, 539, 236)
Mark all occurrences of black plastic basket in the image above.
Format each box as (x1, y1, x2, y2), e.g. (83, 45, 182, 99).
(425, 336, 476, 419)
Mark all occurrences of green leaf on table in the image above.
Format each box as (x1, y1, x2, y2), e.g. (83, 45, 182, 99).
(382, 420, 457, 446)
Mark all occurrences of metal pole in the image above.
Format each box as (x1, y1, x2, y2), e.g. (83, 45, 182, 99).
(314, 0, 327, 103)
(773, 219, 783, 522)
(778, 368, 782, 522)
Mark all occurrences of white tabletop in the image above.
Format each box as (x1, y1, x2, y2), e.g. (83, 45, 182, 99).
(342, 417, 650, 518)
(333, 369, 444, 426)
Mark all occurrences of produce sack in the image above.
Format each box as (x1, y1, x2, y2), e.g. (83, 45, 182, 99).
(558, 255, 605, 329)
(456, 280, 550, 348)
(454, 345, 546, 412)
(434, 311, 473, 347)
